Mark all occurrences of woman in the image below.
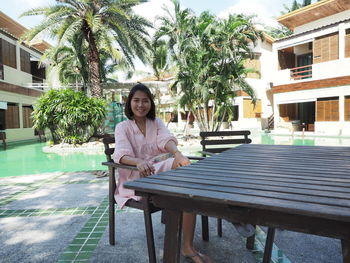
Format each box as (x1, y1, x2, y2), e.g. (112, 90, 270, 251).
(112, 83, 212, 263)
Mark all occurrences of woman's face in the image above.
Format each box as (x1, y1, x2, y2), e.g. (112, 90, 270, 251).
(130, 90, 151, 119)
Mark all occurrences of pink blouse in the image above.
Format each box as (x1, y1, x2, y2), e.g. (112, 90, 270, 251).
(112, 118, 178, 208)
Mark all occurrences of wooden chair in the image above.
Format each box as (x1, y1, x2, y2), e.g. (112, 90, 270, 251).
(199, 130, 255, 248)
(102, 136, 204, 263)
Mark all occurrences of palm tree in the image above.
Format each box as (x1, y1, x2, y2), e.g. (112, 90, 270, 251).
(161, 3, 262, 131)
(150, 37, 170, 81)
(42, 33, 89, 88)
(20, 0, 152, 97)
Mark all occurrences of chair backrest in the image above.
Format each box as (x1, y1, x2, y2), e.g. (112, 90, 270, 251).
(102, 136, 115, 162)
(199, 130, 251, 154)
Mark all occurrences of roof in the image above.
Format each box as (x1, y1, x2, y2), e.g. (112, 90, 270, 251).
(0, 11, 51, 53)
(277, 0, 350, 30)
(137, 73, 174, 82)
(263, 33, 274, 44)
(274, 17, 350, 43)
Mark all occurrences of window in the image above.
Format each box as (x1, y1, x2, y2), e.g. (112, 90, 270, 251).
(0, 40, 3, 80)
(243, 99, 262, 118)
(313, 33, 339, 63)
(345, 29, 350, 58)
(316, 97, 339, 122)
(22, 105, 33, 128)
(1, 39, 17, 69)
(5, 103, 20, 129)
(279, 103, 298, 121)
(0, 109, 5, 130)
(232, 105, 239, 121)
(244, 53, 261, 79)
(20, 49, 31, 74)
(345, 96, 350, 121)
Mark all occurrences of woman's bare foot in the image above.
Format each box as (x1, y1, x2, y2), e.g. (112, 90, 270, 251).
(182, 249, 213, 263)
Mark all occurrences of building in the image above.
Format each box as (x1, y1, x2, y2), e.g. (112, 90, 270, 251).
(231, 33, 274, 131)
(0, 11, 50, 142)
(271, 0, 350, 135)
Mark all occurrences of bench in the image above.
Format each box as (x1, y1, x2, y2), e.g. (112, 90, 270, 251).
(199, 130, 255, 247)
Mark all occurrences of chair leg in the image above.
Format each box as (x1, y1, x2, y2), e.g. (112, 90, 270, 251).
(109, 201, 115, 245)
(246, 225, 256, 250)
(217, 218, 222, 237)
(263, 228, 275, 263)
(143, 199, 156, 263)
(161, 210, 166, 224)
(201, 215, 209, 241)
(109, 167, 116, 246)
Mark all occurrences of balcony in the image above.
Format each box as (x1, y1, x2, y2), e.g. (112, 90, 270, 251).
(290, 65, 312, 80)
(273, 58, 350, 86)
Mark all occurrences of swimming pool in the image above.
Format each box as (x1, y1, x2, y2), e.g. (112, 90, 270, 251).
(1, 133, 350, 178)
(0, 141, 105, 178)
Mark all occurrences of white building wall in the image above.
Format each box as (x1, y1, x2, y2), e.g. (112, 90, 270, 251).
(273, 85, 350, 135)
(0, 90, 40, 142)
(2, 65, 32, 86)
(0, 32, 47, 142)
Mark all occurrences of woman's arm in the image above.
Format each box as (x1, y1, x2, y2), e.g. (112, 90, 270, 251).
(120, 155, 155, 178)
(165, 140, 191, 167)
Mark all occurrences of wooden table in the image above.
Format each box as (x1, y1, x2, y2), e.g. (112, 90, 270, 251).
(125, 144, 350, 263)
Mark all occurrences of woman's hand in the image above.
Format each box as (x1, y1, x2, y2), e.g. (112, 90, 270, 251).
(136, 160, 155, 177)
(174, 151, 191, 168)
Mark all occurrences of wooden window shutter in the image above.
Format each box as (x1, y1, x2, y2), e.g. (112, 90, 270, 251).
(244, 99, 261, 118)
(313, 38, 322, 64)
(330, 100, 339, 121)
(5, 105, 20, 128)
(243, 99, 253, 118)
(22, 106, 33, 128)
(2, 39, 17, 69)
(345, 35, 350, 58)
(244, 58, 261, 79)
(329, 33, 339, 60)
(316, 98, 339, 122)
(313, 33, 339, 63)
(20, 49, 31, 74)
(316, 101, 325, 121)
(345, 96, 350, 121)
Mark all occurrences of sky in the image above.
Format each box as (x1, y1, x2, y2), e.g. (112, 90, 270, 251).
(0, 0, 294, 74)
(1, 0, 294, 31)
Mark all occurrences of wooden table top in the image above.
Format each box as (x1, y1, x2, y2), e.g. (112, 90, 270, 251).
(125, 144, 350, 223)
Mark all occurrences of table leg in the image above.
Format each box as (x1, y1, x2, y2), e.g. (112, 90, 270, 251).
(341, 239, 350, 263)
(163, 209, 183, 263)
(263, 228, 275, 263)
(246, 225, 256, 250)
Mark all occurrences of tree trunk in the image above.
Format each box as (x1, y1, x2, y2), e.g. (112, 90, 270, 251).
(82, 20, 102, 98)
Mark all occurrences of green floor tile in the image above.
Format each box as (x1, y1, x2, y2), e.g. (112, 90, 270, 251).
(71, 239, 86, 245)
(80, 244, 96, 252)
(59, 252, 77, 260)
(86, 239, 99, 245)
(75, 252, 92, 260)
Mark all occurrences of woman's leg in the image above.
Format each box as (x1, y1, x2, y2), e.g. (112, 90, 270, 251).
(181, 212, 196, 255)
(171, 158, 213, 263)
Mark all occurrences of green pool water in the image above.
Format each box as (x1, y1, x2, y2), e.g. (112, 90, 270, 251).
(0, 141, 105, 178)
(1, 134, 350, 178)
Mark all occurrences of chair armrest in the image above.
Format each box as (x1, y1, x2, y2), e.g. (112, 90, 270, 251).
(198, 151, 215, 156)
(102, 161, 138, 171)
(187, 156, 205, 161)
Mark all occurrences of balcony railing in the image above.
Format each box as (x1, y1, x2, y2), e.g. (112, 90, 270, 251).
(290, 64, 312, 80)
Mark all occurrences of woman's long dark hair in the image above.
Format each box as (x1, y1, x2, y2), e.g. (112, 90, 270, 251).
(124, 83, 156, 120)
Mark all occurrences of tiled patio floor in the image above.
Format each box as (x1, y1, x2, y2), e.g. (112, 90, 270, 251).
(0, 171, 342, 263)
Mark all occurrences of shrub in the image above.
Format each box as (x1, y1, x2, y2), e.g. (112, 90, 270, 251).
(32, 89, 107, 144)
